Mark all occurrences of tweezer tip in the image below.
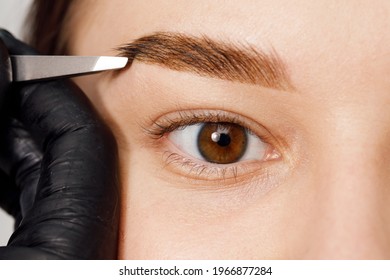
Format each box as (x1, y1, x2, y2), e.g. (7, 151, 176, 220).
(94, 56, 128, 71)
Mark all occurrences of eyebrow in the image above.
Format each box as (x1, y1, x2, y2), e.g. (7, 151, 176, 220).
(116, 32, 294, 91)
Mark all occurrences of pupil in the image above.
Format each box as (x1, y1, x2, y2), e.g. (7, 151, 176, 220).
(216, 133, 231, 147)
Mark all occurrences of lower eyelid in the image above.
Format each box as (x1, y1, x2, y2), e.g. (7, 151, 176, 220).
(159, 135, 280, 184)
(162, 150, 258, 182)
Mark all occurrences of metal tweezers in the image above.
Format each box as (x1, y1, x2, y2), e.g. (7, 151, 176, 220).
(10, 55, 128, 82)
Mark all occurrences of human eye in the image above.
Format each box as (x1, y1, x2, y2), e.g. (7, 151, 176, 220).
(169, 122, 276, 164)
(145, 110, 282, 183)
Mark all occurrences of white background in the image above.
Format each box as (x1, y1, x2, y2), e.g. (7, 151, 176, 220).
(0, 0, 33, 245)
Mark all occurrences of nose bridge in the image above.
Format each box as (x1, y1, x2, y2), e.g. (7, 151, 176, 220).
(303, 108, 390, 259)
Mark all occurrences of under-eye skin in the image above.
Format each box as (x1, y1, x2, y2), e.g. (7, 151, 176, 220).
(144, 110, 282, 182)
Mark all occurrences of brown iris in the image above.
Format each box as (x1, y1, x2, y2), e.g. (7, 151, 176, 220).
(197, 123, 248, 164)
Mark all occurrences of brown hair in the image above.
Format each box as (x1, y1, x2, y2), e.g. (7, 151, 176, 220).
(25, 0, 75, 55)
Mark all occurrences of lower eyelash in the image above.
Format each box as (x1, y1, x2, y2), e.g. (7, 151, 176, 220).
(163, 151, 243, 181)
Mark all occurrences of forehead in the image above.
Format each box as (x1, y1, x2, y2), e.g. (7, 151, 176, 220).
(71, 0, 390, 97)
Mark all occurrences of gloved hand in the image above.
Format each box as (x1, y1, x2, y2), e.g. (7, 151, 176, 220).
(0, 29, 119, 259)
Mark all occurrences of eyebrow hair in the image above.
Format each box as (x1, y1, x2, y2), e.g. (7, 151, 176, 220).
(116, 32, 294, 91)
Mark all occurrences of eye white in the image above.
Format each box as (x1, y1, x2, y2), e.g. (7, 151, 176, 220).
(168, 123, 269, 163)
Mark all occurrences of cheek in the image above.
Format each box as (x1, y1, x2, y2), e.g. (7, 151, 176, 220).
(117, 146, 298, 259)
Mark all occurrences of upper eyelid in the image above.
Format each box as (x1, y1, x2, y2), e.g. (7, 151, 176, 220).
(143, 109, 275, 145)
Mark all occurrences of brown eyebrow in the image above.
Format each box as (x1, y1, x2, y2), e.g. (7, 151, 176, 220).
(116, 32, 294, 91)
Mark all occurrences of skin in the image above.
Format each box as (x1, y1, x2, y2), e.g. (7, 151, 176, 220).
(66, 0, 390, 259)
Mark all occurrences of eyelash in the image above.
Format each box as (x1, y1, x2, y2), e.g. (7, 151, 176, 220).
(147, 110, 265, 138)
(144, 110, 277, 181)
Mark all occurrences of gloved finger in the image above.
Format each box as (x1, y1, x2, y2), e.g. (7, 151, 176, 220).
(0, 29, 37, 55)
(0, 117, 42, 218)
(0, 29, 37, 110)
(0, 29, 36, 110)
(0, 29, 45, 212)
(6, 80, 120, 259)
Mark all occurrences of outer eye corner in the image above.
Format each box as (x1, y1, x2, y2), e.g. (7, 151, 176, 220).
(264, 147, 282, 161)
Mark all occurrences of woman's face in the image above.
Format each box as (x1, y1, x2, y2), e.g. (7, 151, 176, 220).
(69, 0, 390, 259)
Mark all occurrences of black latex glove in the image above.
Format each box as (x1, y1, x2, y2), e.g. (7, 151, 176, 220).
(0, 29, 119, 259)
